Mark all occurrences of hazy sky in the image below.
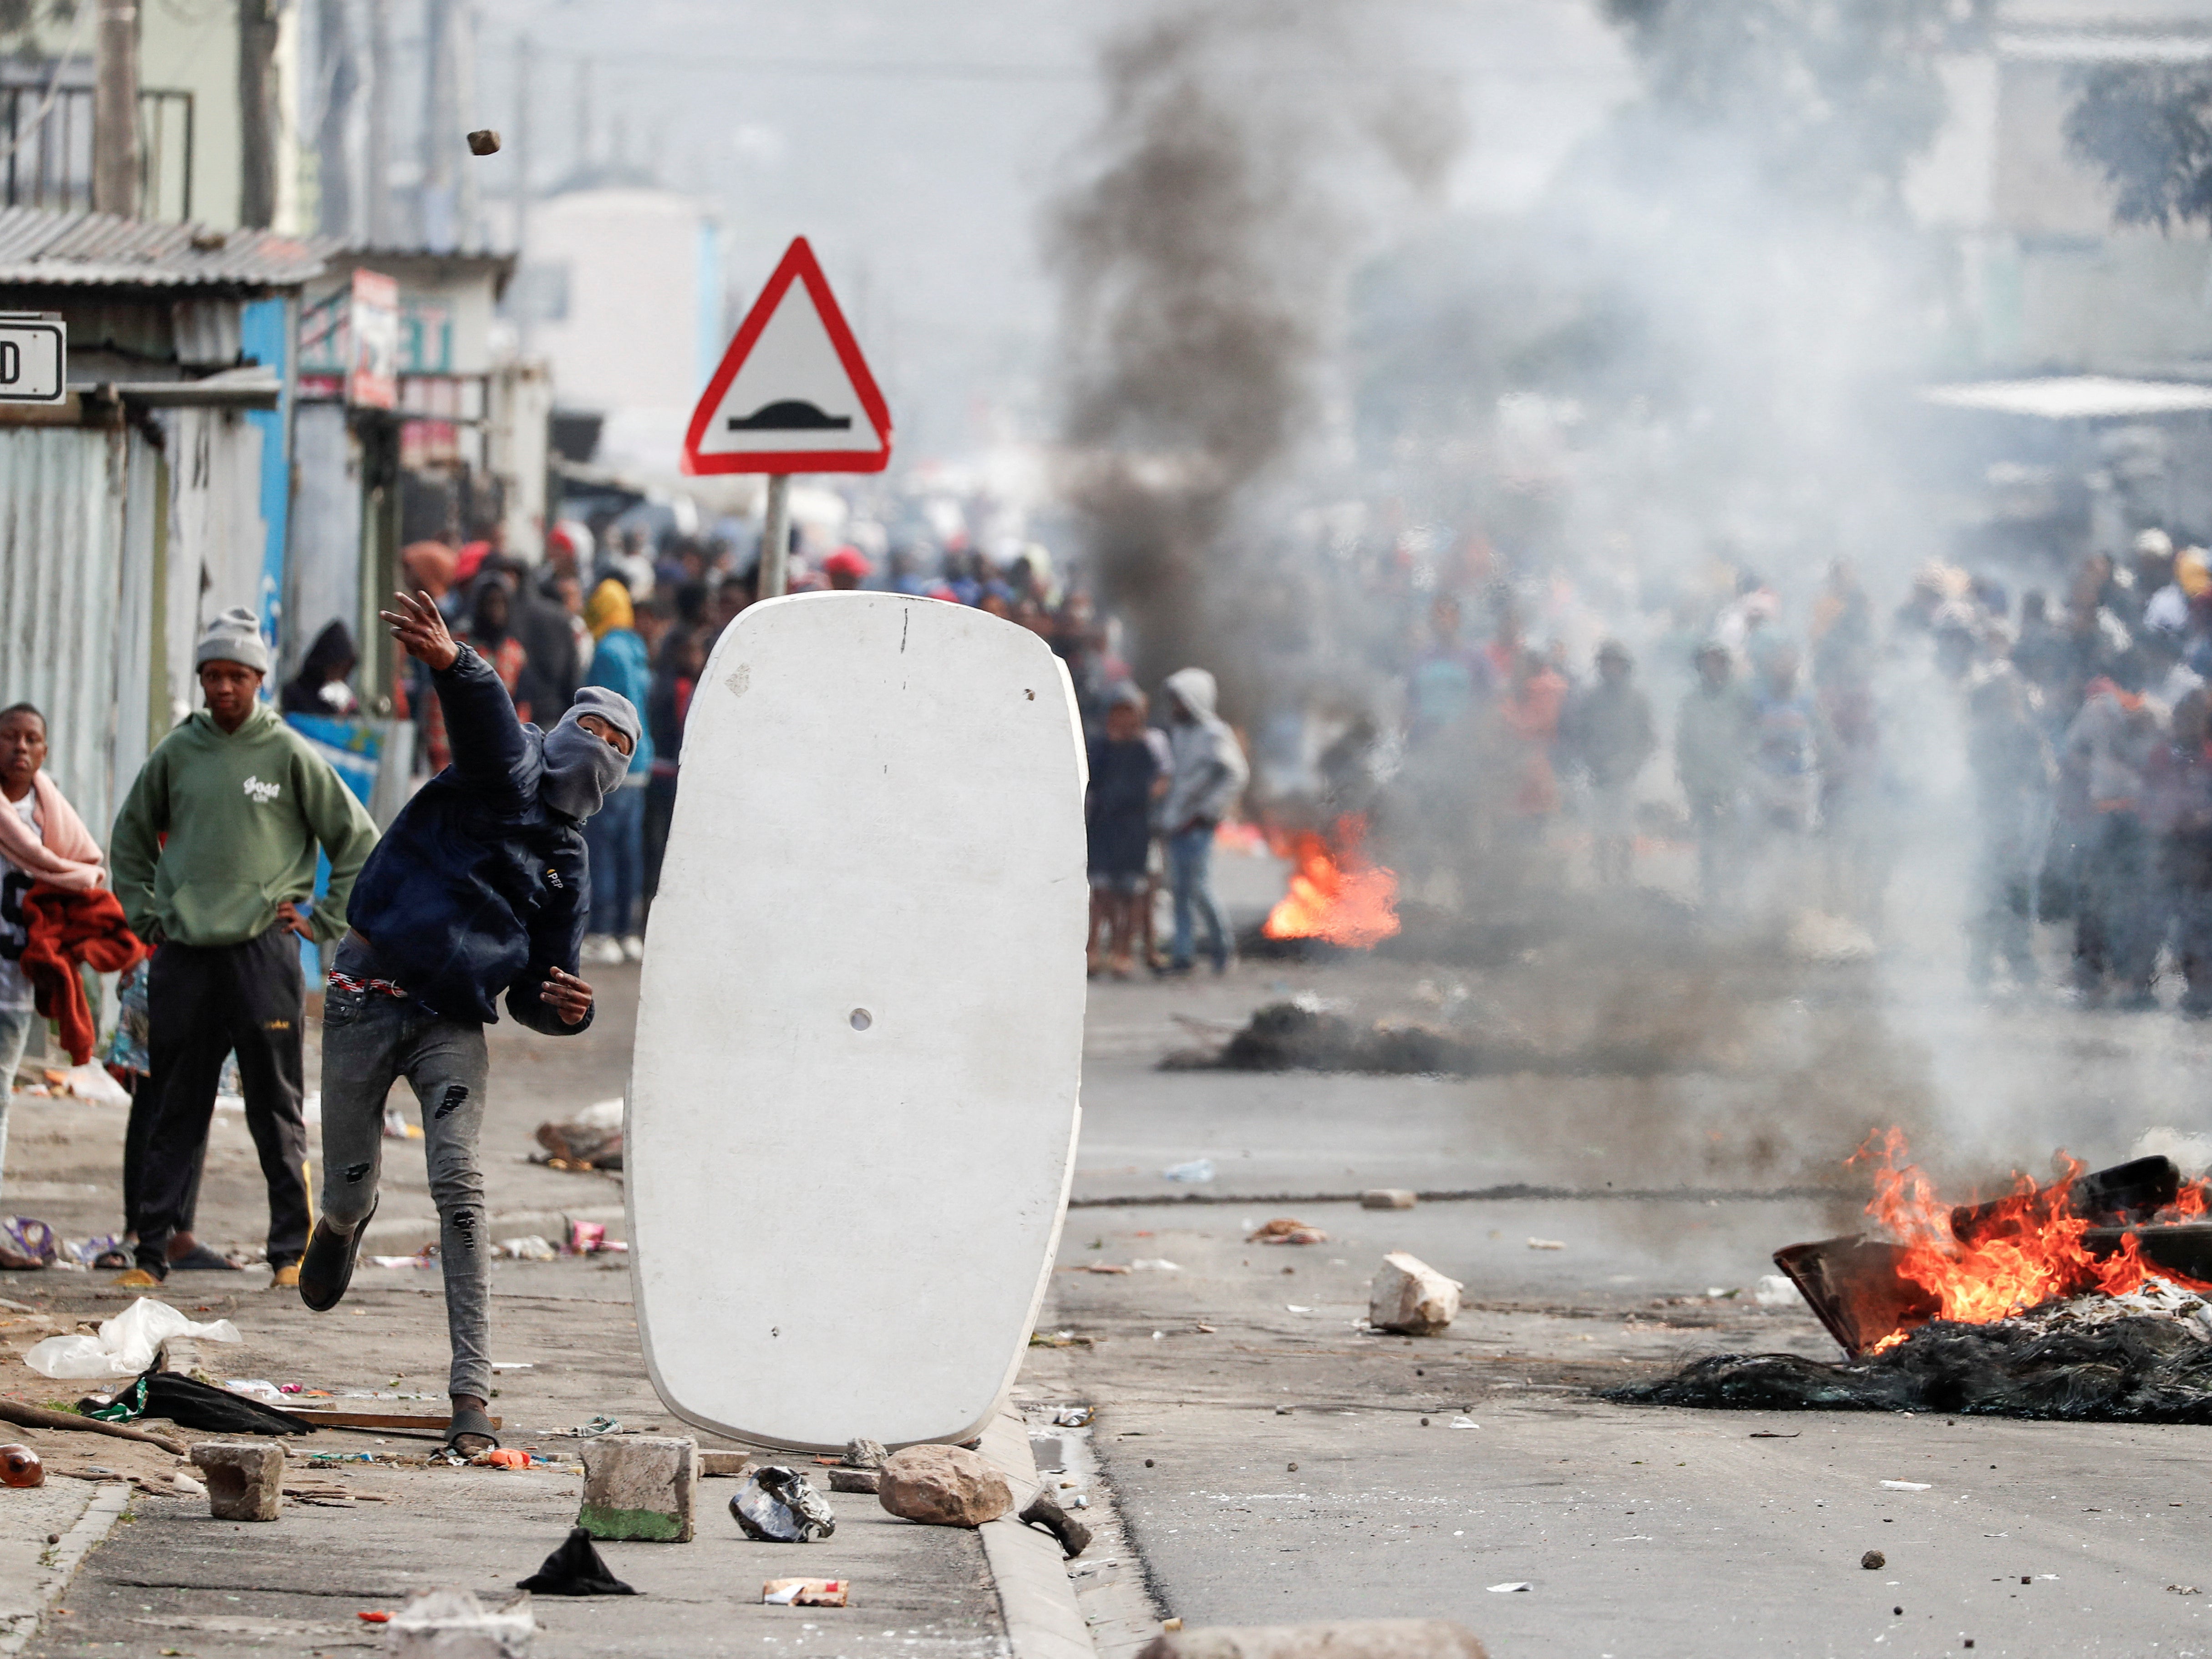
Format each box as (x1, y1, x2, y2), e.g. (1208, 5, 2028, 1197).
(453, 0, 1635, 462)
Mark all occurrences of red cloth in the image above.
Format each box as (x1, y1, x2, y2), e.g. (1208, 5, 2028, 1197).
(20, 886, 145, 1065)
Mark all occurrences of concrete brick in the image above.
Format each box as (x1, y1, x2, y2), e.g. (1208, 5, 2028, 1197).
(189, 1440, 283, 1522)
(578, 1435, 697, 1542)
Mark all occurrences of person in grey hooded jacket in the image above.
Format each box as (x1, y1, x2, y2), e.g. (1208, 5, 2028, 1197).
(1159, 667, 1249, 974)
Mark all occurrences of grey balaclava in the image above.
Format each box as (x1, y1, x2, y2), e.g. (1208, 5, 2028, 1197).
(539, 685, 641, 821)
(195, 607, 271, 675)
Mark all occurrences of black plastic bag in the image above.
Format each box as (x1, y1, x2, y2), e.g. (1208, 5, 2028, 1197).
(133, 1372, 316, 1435)
(731, 1466, 836, 1542)
(517, 1527, 638, 1596)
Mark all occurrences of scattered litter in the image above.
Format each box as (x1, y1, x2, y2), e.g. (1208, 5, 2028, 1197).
(0, 1444, 40, 1487)
(370, 1248, 439, 1270)
(1250, 1218, 1328, 1246)
(358, 1610, 391, 1624)
(385, 1588, 534, 1658)
(1880, 1481, 1932, 1492)
(1754, 1274, 1804, 1308)
(223, 1380, 285, 1404)
(763, 1578, 847, 1607)
(383, 1105, 421, 1140)
(1029, 1331, 1097, 1349)
(1370, 1252, 1463, 1335)
(732, 1466, 836, 1542)
(166, 1471, 203, 1497)
(2169, 1584, 2202, 1596)
(534, 1098, 624, 1171)
(492, 1236, 558, 1261)
(1053, 1406, 1094, 1428)
(1161, 1159, 1214, 1183)
(1526, 1238, 1565, 1251)
(516, 1527, 637, 1596)
(1131, 1259, 1181, 1272)
(53, 1064, 128, 1107)
(1862, 1551, 1885, 1570)
(490, 1362, 534, 1373)
(1360, 1189, 1416, 1210)
(1747, 1431, 1800, 1439)
(1018, 1490, 1092, 1558)
(1285, 1304, 1313, 1314)
(1449, 1417, 1479, 1430)
(1073, 1263, 1131, 1276)
(481, 1449, 531, 1470)
(568, 1221, 612, 1256)
(1488, 1582, 1532, 1593)
(550, 1416, 624, 1439)
(25, 1298, 239, 1380)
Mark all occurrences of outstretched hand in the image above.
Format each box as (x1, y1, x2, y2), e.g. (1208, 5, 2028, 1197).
(541, 966, 594, 1026)
(381, 589, 461, 671)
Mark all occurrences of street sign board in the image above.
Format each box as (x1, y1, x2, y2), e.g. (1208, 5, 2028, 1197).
(0, 315, 65, 405)
(682, 236, 891, 475)
(348, 269, 399, 410)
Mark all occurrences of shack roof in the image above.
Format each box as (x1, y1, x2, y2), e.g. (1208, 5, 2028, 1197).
(0, 207, 330, 291)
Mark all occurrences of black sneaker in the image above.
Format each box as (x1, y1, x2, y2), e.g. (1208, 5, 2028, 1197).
(298, 1197, 376, 1313)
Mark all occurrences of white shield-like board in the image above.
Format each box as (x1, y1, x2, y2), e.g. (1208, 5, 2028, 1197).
(626, 593, 1087, 1450)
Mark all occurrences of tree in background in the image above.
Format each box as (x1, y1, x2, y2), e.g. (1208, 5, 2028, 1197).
(2065, 66, 2212, 229)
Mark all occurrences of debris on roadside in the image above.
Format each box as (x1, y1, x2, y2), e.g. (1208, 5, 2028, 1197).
(1029, 1332, 1098, 1350)
(732, 1465, 836, 1542)
(533, 1099, 624, 1172)
(492, 1236, 558, 1261)
(841, 1437, 887, 1469)
(1862, 1551, 1885, 1569)
(1526, 1238, 1565, 1251)
(517, 1527, 638, 1596)
(386, 1588, 534, 1658)
(1249, 1218, 1328, 1246)
(762, 1578, 848, 1607)
(828, 1467, 880, 1493)
(190, 1440, 282, 1522)
(25, 1298, 239, 1380)
(1161, 1159, 1215, 1184)
(1018, 1490, 1092, 1558)
(876, 1445, 1011, 1528)
(579, 1436, 698, 1542)
(0, 1444, 40, 1486)
(1368, 1252, 1462, 1336)
(1052, 1406, 1094, 1428)
(1071, 1263, 1131, 1275)
(1360, 1190, 1416, 1210)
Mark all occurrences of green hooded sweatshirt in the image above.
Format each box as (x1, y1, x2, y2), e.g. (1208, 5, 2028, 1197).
(110, 704, 379, 949)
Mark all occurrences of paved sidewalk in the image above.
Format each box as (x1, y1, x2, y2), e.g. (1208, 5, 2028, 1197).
(0, 965, 1094, 1659)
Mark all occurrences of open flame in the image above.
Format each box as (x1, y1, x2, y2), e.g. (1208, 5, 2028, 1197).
(1263, 814, 1400, 949)
(1853, 1128, 2212, 1351)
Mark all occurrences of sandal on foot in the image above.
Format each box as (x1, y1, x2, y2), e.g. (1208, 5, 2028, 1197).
(445, 1403, 499, 1454)
(166, 1243, 245, 1272)
(298, 1197, 376, 1314)
(91, 1248, 129, 1270)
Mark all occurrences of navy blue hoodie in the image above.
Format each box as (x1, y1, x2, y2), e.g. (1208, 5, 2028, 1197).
(345, 645, 593, 1033)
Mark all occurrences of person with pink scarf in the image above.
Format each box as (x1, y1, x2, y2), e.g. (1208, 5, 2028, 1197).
(0, 702, 107, 1174)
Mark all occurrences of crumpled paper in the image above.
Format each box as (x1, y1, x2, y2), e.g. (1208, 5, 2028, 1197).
(24, 1296, 241, 1379)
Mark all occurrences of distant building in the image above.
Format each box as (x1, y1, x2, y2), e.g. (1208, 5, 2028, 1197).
(1910, 1, 2212, 376)
(516, 187, 725, 475)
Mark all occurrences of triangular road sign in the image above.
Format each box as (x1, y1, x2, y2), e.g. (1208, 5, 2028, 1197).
(683, 236, 893, 476)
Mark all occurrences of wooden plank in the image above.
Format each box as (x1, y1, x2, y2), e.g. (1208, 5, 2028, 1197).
(279, 1408, 501, 1431)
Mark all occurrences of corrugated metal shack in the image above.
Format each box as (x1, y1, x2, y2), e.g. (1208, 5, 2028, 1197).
(0, 206, 327, 837)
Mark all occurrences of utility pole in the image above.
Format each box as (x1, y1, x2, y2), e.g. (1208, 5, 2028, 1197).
(367, 0, 393, 244)
(238, 0, 280, 227)
(758, 476, 790, 599)
(514, 33, 533, 345)
(315, 0, 359, 237)
(92, 0, 139, 218)
(420, 0, 456, 248)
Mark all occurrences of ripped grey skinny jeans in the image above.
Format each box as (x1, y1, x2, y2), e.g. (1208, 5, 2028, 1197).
(317, 937, 491, 1400)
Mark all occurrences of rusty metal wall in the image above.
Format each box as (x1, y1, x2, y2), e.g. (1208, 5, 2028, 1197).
(0, 424, 163, 843)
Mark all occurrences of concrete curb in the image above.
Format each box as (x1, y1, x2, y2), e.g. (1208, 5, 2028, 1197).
(980, 1413, 1096, 1659)
(0, 1482, 128, 1656)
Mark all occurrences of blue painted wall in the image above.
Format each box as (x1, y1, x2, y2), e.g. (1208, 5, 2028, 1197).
(239, 296, 294, 665)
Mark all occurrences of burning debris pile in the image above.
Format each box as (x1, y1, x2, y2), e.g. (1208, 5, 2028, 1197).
(1174, 994, 1697, 1078)
(1262, 817, 1400, 949)
(1611, 1136, 2212, 1423)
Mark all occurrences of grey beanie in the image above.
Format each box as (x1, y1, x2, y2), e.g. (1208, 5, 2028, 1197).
(568, 684, 642, 751)
(195, 607, 271, 675)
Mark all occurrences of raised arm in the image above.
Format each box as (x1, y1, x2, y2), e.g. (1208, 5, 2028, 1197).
(383, 590, 531, 807)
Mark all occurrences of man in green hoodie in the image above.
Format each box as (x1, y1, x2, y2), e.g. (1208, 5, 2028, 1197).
(110, 608, 379, 1287)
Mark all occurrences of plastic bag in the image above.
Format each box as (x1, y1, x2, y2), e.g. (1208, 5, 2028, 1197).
(24, 1296, 240, 1380)
(516, 1527, 637, 1596)
(731, 1466, 836, 1542)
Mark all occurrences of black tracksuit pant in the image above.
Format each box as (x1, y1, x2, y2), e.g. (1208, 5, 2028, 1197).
(129, 925, 312, 1272)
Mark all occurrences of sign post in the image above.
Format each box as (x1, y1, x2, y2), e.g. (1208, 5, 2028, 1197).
(682, 237, 892, 597)
(0, 314, 66, 405)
